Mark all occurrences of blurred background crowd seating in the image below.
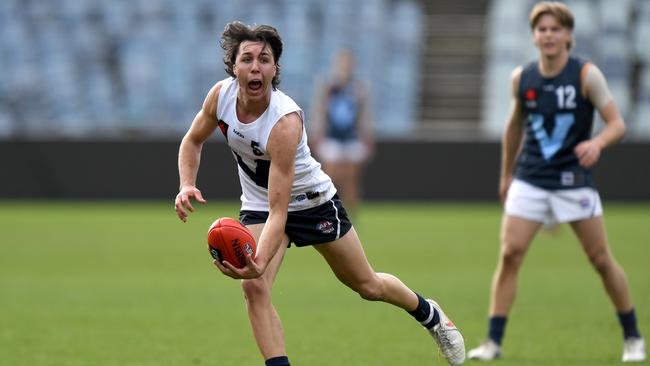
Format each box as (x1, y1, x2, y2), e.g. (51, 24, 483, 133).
(0, 0, 647, 141)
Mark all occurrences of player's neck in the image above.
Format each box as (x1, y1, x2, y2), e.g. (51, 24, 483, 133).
(236, 94, 271, 123)
(538, 52, 569, 78)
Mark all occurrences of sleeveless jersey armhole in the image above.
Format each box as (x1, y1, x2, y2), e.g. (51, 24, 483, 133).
(512, 65, 524, 96)
(580, 62, 591, 99)
(216, 78, 234, 120)
(582, 64, 614, 110)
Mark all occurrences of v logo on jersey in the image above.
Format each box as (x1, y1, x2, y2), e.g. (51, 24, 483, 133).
(529, 113, 575, 160)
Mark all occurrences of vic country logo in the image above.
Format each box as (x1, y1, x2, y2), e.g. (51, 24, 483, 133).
(317, 221, 335, 234)
(529, 113, 575, 160)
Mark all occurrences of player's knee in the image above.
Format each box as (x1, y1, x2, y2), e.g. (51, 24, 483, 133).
(241, 279, 270, 303)
(588, 252, 611, 274)
(500, 242, 526, 267)
(354, 279, 383, 301)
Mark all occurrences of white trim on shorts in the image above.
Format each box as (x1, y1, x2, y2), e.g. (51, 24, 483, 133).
(504, 179, 603, 225)
(330, 199, 341, 240)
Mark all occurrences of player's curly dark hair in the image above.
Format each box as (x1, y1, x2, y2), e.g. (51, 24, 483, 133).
(220, 21, 283, 89)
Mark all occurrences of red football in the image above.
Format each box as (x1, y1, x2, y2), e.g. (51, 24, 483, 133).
(207, 217, 256, 269)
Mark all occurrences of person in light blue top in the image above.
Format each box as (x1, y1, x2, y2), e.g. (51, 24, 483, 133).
(309, 49, 374, 218)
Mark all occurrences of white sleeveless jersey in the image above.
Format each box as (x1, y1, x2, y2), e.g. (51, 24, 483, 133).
(216, 77, 336, 212)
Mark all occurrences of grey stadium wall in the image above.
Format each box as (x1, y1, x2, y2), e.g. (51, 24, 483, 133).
(1, 141, 648, 201)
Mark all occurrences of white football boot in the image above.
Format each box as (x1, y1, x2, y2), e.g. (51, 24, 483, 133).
(426, 299, 465, 366)
(467, 339, 501, 361)
(623, 337, 647, 362)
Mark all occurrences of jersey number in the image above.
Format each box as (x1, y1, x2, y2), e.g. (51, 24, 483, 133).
(555, 85, 576, 109)
(233, 141, 269, 188)
(530, 113, 575, 160)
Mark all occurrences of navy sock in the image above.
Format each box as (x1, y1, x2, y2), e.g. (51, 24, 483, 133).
(618, 308, 641, 339)
(488, 316, 507, 345)
(407, 293, 440, 329)
(265, 356, 290, 366)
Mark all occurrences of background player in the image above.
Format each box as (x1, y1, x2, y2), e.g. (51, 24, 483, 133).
(467, 2, 645, 362)
(309, 48, 374, 219)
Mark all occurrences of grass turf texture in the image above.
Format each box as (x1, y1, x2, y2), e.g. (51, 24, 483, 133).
(0, 201, 648, 366)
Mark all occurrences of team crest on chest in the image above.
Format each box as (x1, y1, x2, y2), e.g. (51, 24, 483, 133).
(524, 88, 537, 109)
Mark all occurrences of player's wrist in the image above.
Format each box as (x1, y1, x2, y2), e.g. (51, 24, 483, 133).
(252, 252, 270, 271)
(179, 183, 197, 191)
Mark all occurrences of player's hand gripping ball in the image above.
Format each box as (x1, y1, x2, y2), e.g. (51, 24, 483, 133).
(207, 218, 257, 269)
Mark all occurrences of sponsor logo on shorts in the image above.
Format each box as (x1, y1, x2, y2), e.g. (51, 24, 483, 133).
(317, 220, 335, 234)
(579, 197, 591, 209)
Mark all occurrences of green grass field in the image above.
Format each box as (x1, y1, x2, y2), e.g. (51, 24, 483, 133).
(1, 201, 648, 366)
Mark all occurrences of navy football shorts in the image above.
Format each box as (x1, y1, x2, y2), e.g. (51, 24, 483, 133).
(239, 194, 353, 247)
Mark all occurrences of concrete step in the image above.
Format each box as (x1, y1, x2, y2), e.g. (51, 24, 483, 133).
(418, 0, 488, 127)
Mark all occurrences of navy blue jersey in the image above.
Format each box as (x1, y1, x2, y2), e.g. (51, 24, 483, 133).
(515, 56, 596, 189)
(326, 82, 360, 141)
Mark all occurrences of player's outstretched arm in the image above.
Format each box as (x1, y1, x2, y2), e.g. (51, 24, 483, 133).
(574, 64, 626, 168)
(221, 112, 301, 279)
(257, 113, 301, 268)
(499, 67, 525, 203)
(175, 82, 222, 222)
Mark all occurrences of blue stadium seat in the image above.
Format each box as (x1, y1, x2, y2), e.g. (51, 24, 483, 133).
(0, 0, 425, 138)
